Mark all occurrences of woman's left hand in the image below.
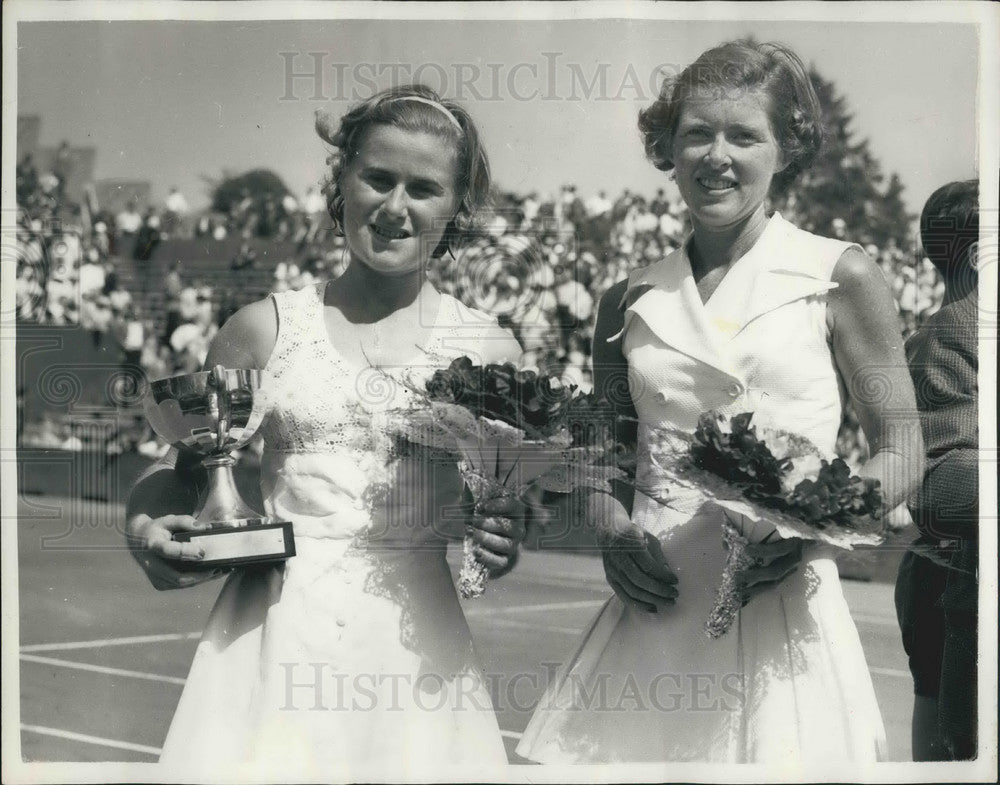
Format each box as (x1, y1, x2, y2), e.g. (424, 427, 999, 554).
(467, 496, 527, 577)
(741, 537, 804, 604)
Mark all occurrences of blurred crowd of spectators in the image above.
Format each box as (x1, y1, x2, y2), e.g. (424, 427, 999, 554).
(428, 186, 689, 394)
(198, 185, 332, 245)
(16, 156, 142, 344)
(16, 157, 943, 463)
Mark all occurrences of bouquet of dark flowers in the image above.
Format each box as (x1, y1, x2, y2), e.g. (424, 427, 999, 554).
(390, 356, 626, 598)
(649, 411, 884, 638)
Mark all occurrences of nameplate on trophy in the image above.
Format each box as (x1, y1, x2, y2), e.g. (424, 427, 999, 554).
(174, 521, 296, 568)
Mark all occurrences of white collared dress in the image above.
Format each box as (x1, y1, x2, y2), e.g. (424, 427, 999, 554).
(159, 283, 510, 780)
(517, 213, 887, 767)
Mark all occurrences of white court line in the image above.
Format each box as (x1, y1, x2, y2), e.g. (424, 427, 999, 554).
(479, 617, 581, 636)
(465, 599, 605, 617)
(20, 653, 187, 685)
(20, 631, 201, 653)
(851, 613, 900, 628)
(21, 724, 162, 756)
(21, 721, 520, 759)
(869, 666, 911, 680)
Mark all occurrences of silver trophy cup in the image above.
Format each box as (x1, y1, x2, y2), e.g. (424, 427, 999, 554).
(144, 365, 294, 568)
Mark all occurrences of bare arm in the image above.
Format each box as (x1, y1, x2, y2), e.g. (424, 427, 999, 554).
(828, 247, 925, 512)
(202, 297, 277, 369)
(124, 298, 277, 589)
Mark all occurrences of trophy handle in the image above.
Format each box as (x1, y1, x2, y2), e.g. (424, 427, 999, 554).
(211, 364, 230, 452)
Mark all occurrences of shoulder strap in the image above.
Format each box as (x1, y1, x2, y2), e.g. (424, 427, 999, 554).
(431, 293, 505, 363)
(265, 285, 324, 372)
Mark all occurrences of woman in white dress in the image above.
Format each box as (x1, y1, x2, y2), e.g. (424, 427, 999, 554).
(125, 85, 524, 779)
(517, 40, 924, 768)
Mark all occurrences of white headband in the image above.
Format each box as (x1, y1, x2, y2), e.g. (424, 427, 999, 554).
(383, 95, 463, 132)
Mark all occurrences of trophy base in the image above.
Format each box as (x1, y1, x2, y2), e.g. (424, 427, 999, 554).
(174, 519, 296, 569)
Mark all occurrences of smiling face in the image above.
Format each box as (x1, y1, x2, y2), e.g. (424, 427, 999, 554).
(339, 125, 461, 276)
(671, 88, 786, 232)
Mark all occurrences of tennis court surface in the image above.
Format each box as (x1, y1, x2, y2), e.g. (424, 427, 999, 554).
(16, 495, 915, 763)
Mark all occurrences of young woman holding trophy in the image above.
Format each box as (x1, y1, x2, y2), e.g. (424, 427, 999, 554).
(125, 85, 524, 776)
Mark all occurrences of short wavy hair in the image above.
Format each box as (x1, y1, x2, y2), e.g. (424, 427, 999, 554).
(638, 40, 823, 190)
(316, 84, 492, 258)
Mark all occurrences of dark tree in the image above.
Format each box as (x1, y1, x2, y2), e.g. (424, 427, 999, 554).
(209, 169, 290, 215)
(770, 69, 913, 248)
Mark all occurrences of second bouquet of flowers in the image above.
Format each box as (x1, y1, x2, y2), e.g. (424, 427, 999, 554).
(391, 356, 625, 599)
(649, 411, 885, 638)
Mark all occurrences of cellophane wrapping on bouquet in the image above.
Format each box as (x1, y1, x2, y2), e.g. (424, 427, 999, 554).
(646, 411, 885, 637)
(388, 358, 627, 598)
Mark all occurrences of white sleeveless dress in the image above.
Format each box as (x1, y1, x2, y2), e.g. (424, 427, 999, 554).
(159, 283, 510, 779)
(517, 214, 887, 769)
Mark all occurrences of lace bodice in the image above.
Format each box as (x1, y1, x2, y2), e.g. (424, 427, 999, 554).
(253, 283, 514, 541)
(258, 283, 511, 450)
(258, 285, 393, 453)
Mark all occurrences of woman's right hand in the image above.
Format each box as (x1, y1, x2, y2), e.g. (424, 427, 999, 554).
(125, 513, 224, 590)
(599, 520, 678, 613)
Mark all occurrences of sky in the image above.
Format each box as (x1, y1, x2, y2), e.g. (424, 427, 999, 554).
(13, 12, 984, 218)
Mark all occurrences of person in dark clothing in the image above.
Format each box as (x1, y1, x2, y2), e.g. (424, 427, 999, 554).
(230, 241, 257, 272)
(133, 213, 162, 262)
(895, 179, 980, 761)
(17, 154, 39, 204)
(649, 187, 670, 217)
